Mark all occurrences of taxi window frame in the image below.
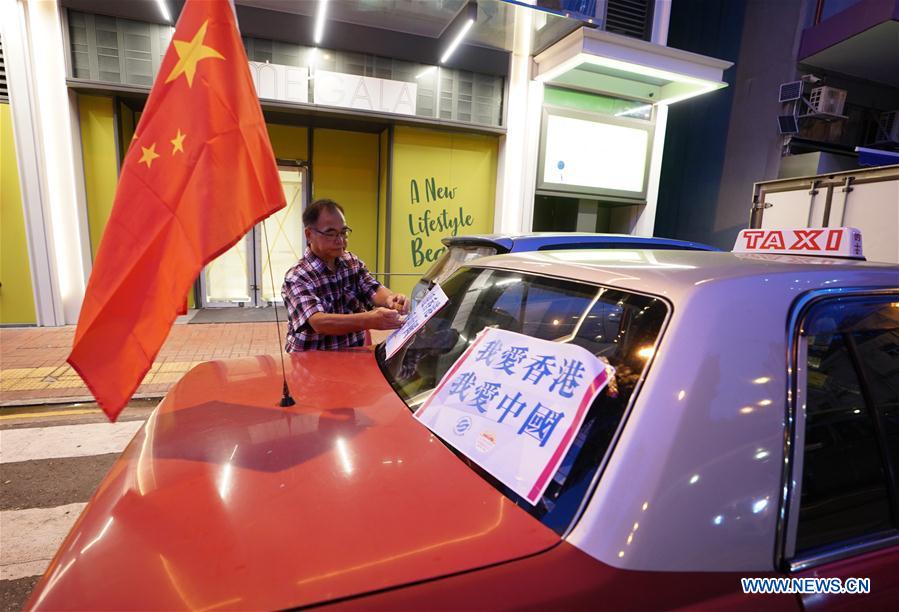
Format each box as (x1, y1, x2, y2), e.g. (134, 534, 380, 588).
(378, 262, 674, 539)
(779, 287, 899, 572)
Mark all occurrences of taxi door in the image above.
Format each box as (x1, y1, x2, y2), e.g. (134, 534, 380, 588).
(794, 546, 899, 611)
(782, 291, 899, 610)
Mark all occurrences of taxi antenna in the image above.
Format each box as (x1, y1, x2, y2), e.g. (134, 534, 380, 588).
(262, 219, 296, 407)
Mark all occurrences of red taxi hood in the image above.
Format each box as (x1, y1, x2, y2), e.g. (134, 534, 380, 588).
(28, 350, 559, 610)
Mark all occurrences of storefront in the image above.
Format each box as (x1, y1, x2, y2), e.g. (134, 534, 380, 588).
(1, 0, 729, 325)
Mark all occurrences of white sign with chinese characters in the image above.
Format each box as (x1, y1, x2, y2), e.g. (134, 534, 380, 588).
(314, 70, 417, 115)
(248, 61, 309, 103)
(384, 283, 449, 359)
(415, 327, 613, 505)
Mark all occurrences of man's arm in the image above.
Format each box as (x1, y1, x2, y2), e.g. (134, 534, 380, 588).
(352, 258, 408, 314)
(372, 286, 409, 314)
(308, 308, 402, 335)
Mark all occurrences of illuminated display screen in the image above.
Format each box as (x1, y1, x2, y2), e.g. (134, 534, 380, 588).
(541, 114, 650, 195)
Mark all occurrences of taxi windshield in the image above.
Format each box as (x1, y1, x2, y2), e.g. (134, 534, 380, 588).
(377, 267, 669, 533)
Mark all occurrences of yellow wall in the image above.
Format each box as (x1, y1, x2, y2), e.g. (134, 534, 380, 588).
(377, 129, 388, 274)
(390, 126, 498, 295)
(267, 124, 309, 161)
(0, 103, 37, 324)
(312, 128, 379, 272)
(78, 95, 118, 260)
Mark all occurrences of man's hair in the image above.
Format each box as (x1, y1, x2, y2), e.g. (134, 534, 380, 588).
(303, 199, 345, 227)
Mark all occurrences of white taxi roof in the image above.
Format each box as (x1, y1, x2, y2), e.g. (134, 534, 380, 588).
(470, 249, 897, 301)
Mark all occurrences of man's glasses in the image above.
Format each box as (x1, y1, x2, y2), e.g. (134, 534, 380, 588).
(311, 227, 353, 240)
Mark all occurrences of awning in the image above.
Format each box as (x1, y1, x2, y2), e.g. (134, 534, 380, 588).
(855, 146, 899, 167)
(532, 27, 732, 105)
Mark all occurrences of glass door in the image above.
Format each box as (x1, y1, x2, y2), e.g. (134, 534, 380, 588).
(200, 164, 307, 307)
(257, 165, 306, 304)
(201, 236, 253, 307)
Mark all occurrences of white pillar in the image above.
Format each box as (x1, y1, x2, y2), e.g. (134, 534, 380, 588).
(1, 0, 90, 325)
(632, 104, 668, 236)
(494, 5, 543, 233)
(631, 0, 674, 236)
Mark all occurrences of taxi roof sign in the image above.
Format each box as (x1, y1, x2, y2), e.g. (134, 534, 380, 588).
(733, 227, 864, 259)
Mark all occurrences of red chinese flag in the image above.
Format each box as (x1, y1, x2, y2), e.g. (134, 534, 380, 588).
(68, 0, 284, 421)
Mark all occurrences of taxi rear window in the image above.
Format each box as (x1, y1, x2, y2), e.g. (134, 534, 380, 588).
(379, 267, 668, 534)
(796, 295, 899, 554)
(421, 245, 498, 284)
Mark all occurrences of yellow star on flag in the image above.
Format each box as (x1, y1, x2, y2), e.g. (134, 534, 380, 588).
(170, 129, 186, 154)
(139, 143, 160, 168)
(165, 20, 224, 87)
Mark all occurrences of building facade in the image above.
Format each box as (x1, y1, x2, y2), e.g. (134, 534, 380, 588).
(656, 0, 899, 249)
(1, 0, 729, 326)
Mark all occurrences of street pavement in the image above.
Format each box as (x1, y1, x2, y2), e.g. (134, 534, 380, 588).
(1, 319, 388, 407)
(0, 401, 156, 611)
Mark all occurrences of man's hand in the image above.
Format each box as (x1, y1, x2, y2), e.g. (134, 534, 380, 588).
(366, 307, 404, 330)
(386, 293, 410, 314)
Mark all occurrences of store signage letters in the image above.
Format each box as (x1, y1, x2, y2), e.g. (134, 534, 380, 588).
(248, 61, 309, 103)
(408, 176, 474, 265)
(314, 70, 417, 116)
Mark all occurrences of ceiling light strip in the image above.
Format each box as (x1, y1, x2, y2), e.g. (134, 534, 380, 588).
(314, 0, 329, 45)
(440, 18, 474, 64)
(154, 0, 171, 23)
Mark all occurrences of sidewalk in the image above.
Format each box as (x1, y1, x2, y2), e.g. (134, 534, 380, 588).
(0, 320, 285, 407)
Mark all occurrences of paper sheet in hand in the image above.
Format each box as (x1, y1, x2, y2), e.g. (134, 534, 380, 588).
(384, 283, 449, 359)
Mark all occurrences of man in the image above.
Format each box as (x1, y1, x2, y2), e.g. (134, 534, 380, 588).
(282, 198, 409, 351)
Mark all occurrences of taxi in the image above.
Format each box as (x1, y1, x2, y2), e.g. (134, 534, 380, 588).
(27, 228, 898, 610)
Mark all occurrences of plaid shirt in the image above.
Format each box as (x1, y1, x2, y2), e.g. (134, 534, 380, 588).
(281, 248, 381, 351)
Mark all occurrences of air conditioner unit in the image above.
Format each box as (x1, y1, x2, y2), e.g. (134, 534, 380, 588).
(808, 86, 847, 116)
(877, 110, 899, 143)
(777, 114, 800, 135)
(778, 81, 803, 103)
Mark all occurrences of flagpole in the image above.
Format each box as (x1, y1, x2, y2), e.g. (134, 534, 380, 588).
(262, 219, 296, 407)
(228, 0, 294, 408)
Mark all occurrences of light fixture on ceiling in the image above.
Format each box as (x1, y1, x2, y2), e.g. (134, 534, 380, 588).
(415, 66, 437, 79)
(532, 29, 731, 107)
(314, 0, 329, 45)
(154, 0, 171, 23)
(439, 1, 477, 65)
(615, 104, 653, 117)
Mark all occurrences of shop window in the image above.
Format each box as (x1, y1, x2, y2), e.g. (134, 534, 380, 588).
(245, 37, 273, 64)
(121, 21, 155, 86)
(243, 34, 499, 125)
(439, 70, 502, 126)
(67, 11, 503, 128)
(67, 12, 169, 87)
(95, 16, 122, 83)
(69, 12, 91, 80)
(795, 296, 899, 555)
